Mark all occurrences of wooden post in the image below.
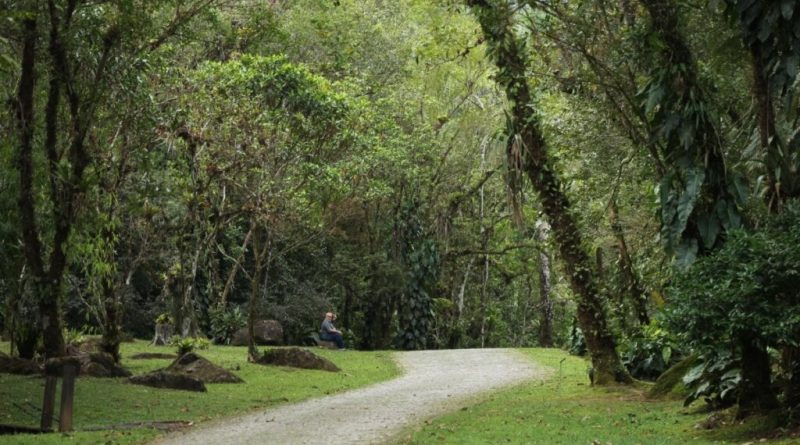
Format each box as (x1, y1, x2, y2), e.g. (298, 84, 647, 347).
(58, 363, 77, 432)
(40, 375, 57, 431)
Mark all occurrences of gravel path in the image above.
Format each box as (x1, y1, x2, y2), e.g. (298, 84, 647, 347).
(154, 348, 549, 445)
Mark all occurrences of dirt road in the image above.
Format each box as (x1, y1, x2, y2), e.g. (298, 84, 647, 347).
(154, 348, 548, 445)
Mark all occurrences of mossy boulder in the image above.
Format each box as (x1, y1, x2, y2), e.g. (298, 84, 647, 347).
(648, 354, 698, 399)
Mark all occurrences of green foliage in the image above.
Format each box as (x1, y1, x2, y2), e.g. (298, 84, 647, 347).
(666, 201, 800, 407)
(620, 321, 684, 381)
(63, 328, 87, 346)
(639, 6, 746, 265)
(722, 0, 800, 95)
(155, 313, 174, 325)
(568, 324, 587, 356)
(682, 351, 741, 408)
(666, 201, 800, 354)
(170, 336, 210, 356)
(395, 200, 440, 350)
(208, 306, 246, 345)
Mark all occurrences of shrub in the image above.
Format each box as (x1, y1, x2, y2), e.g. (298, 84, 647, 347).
(620, 321, 684, 380)
(665, 200, 800, 407)
(170, 336, 209, 356)
(155, 313, 174, 325)
(682, 351, 740, 408)
(209, 305, 246, 345)
(568, 324, 586, 356)
(64, 327, 86, 346)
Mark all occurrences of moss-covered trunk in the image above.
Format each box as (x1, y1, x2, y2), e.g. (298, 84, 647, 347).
(468, 0, 631, 384)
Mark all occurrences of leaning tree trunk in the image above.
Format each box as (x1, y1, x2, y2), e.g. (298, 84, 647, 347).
(468, 0, 631, 384)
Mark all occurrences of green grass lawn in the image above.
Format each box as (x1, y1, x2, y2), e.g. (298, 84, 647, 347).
(4, 345, 798, 445)
(0, 340, 398, 445)
(394, 348, 800, 445)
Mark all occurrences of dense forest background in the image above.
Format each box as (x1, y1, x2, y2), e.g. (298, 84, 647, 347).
(2, 0, 800, 420)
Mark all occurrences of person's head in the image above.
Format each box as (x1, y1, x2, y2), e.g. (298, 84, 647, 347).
(325, 312, 333, 320)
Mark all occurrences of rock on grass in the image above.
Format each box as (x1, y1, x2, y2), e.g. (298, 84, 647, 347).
(0, 352, 40, 375)
(256, 347, 340, 372)
(128, 352, 243, 391)
(165, 352, 243, 384)
(129, 371, 207, 392)
(129, 352, 178, 360)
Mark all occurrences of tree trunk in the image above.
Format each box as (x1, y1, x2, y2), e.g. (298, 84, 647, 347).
(151, 323, 173, 346)
(535, 220, 554, 347)
(749, 42, 782, 210)
(469, 0, 631, 384)
(100, 276, 121, 362)
(247, 228, 272, 362)
(247, 228, 262, 361)
(478, 140, 489, 348)
(782, 346, 800, 409)
(609, 200, 649, 325)
(180, 238, 204, 338)
(737, 336, 778, 418)
(14, 14, 67, 359)
(748, 24, 800, 406)
(219, 223, 254, 308)
(455, 257, 475, 318)
(39, 282, 66, 359)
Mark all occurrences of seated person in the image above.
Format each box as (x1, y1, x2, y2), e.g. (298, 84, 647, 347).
(320, 312, 346, 349)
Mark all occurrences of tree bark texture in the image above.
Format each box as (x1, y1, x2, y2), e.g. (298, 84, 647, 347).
(469, 0, 631, 384)
(738, 336, 779, 418)
(100, 275, 122, 362)
(746, 22, 796, 211)
(782, 346, 800, 409)
(535, 221, 554, 347)
(14, 13, 67, 359)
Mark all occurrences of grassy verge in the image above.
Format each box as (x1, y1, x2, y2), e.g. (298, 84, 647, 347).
(0, 340, 398, 445)
(394, 348, 798, 445)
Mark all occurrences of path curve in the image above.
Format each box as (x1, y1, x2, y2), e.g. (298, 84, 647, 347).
(154, 349, 549, 445)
